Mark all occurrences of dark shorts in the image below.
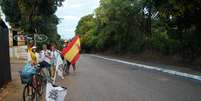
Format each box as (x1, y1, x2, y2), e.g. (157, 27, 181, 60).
(39, 61, 51, 68)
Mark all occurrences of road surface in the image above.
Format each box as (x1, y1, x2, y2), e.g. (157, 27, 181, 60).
(57, 54, 201, 101)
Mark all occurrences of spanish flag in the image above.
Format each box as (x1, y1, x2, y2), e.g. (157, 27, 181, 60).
(61, 35, 81, 64)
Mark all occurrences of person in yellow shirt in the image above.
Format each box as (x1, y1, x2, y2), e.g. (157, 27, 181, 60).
(28, 46, 39, 65)
(27, 46, 39, 95)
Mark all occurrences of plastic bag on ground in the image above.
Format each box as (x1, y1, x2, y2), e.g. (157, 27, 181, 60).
(46, 82, 67, 101)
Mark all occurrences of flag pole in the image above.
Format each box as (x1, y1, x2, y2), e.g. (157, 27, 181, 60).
(53, 68, 57, 84)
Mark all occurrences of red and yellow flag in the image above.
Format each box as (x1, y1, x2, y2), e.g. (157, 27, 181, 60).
(61, 35, 81, 64)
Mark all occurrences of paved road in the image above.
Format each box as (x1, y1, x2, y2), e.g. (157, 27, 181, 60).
(58, 54, 201, 101)
(2, 54, 201, 101)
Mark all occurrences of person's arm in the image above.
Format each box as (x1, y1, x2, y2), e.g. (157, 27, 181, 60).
(50, 52, 54, 65)
(36, 53, 40, 64)
(27, 52, 32, 64)
(50, 52, 53, 59)
(56, 49, 61, 54)
(46, 50, 52, 59)
(39, 51, 44, 62)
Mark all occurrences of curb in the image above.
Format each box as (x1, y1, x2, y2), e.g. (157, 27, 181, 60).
(91, 54, 201, 81)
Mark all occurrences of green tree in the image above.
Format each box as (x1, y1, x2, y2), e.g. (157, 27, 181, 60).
(76, 0, 201, 64)
(0, 0, 65, 44)
(153, 0, 201, 62)
(76, 14, 98, 52)
(95, 0, 146, 52)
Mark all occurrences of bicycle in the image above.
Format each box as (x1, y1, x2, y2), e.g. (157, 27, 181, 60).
(19, 64, 46, 101)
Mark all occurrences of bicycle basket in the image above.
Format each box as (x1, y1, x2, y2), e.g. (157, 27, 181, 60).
(19, 71, 33, 84)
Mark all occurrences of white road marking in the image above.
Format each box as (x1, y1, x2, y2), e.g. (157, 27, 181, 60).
(91, 54, 201, 81)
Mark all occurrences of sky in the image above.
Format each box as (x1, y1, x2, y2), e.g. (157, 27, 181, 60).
(56, 0, 100, 39)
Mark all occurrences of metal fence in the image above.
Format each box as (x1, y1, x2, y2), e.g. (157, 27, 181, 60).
(0, 20, 12, 88)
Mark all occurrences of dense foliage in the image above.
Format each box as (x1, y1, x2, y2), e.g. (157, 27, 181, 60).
(76, 0, 201, 62)
(0, 0, 65, 44)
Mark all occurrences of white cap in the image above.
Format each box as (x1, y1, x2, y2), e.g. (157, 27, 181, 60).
(32, 46, 37, 49)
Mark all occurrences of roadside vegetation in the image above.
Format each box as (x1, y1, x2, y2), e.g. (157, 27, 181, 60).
(76, 0, 201, 67)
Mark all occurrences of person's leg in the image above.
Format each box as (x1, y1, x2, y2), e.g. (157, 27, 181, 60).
(48, 68, 51, 78)
(53, 66, 56, 77)
(72, 63, 76, 72)
(67, 61, 70, 73)
(48, 67, 51, 77)
(50, 65, 55, 78)
(42, 67, 50, 81)
(43, 62, 51, 79)
(29, 86, 32, 95)
(32, 75, 37, 88)
(38, 61, 48, 77)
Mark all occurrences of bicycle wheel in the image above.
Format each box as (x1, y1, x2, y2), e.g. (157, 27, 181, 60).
(23, 85, 35, 101)
(33, 91, 40, 101)
(35, 75, 44, 96)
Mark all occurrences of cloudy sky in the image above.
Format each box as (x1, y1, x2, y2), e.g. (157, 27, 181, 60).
(56, 0, 100, 39)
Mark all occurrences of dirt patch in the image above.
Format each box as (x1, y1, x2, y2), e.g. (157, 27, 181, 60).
(0, 79, 23, 101)
(0, 61, 24, 101)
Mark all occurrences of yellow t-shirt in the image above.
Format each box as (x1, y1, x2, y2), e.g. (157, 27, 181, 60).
(28, 48, 37, 64)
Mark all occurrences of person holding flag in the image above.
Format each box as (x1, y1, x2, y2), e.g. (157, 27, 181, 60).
(62, 35, 81, 73)
(63, 40, 71, 73)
